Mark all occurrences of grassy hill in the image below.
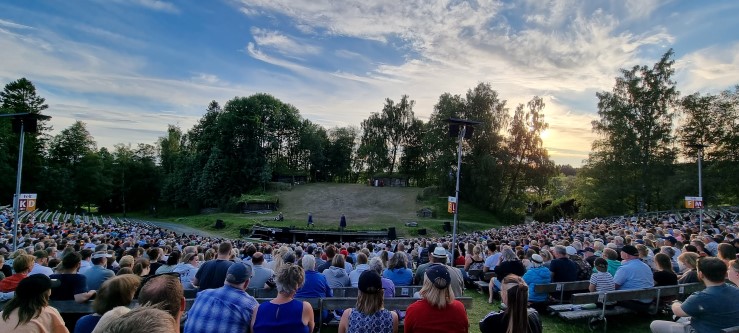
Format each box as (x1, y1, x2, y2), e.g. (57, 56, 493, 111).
(148, 183, 505, 239)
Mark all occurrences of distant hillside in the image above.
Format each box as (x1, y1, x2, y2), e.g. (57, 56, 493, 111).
(277, 183, 421, 226)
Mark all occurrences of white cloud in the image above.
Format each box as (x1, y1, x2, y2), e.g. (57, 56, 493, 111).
(676, 42, 739, 93)
(233, 0, 680, 165)
(251, 28, 322, 56)
(0, 18, 33, 30)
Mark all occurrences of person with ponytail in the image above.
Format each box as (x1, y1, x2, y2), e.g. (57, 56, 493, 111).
(479, 275, 542, 333)
(251, 263, 315, 333)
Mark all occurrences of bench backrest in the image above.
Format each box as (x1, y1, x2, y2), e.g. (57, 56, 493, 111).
(533, 280, 591, 293)
(249, 286, 424, 299)
(570, 283, 705, 304)
(320, 297, 473, 311)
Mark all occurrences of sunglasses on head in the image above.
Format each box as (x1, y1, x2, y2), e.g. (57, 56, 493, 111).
(136, 272, 180, 294)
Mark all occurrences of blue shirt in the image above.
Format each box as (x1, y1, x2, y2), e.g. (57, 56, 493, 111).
(681, 284, 739, 333)
(484, 253, 501, 270)
(296, 270, 332, 299)
(613, 259, 653, 302)
(382, 268, 413, 286)
(183, 284, 259, 333)
(253, 299, 310, 333)
(74, 314, 101, 333)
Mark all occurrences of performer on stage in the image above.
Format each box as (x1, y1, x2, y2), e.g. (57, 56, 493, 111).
(307, 212, 314, 228)
(340, 214, 347, 232)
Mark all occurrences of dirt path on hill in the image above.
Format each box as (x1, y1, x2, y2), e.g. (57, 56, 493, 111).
(139, 219, 224, 239)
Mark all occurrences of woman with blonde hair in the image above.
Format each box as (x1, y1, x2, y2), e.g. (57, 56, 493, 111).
(117, 255, 134, 272)
(74, 274, 141, 333)
(405, 265, 468, 333)
(480, 275, 542, 333)
(465, 244, 485, 272)
(677, 252, 700, 284)
(338, 270, 398, 333)
(252, 263, 314, 333)
(0, 254, 34, 292)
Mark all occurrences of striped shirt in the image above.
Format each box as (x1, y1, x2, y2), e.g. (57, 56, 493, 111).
(589, 271, 615, 293)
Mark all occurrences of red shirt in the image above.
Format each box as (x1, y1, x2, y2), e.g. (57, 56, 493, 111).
(405, 298, 468, 333)
(0, 273, 28, 292)
(455, 256, 466, 267)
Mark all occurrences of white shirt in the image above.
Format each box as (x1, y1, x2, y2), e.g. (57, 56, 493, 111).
(29, 262, 54, 276)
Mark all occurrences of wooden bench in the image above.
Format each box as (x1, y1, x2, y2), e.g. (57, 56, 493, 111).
(547, 283, 705, 332)
(321, 297, 474, 329)
(533, 280, 591, 304)
(474, 271, 496, 292)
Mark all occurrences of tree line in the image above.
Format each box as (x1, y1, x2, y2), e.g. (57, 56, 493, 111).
(1, 49, 737, 219)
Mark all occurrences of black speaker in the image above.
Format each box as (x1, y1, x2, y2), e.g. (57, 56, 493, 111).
(239, 228, 249, 235)
(214, 219, 225, 229)
(442, 222, 452, 232)
(448, 124, 460, 137)
(387, 227, 397, 240)
(11, 117, 38, 134)
(418, 228, 427, 235)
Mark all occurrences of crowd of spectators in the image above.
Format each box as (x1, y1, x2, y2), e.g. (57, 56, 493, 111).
(1, 205, 739, 332)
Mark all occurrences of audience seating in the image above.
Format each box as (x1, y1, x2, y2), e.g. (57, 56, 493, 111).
(547, 283, 705, 332)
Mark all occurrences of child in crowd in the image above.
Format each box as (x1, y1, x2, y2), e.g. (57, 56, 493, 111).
(588, 258, 615, 308)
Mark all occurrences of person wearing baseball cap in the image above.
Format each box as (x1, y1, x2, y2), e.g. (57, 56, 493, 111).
(337, 270, 399, 333)
(404, 265, 469, 333)
(0, 274, 66, 332)
(613, 244, 654, 312)
(184, 262, 259, 333)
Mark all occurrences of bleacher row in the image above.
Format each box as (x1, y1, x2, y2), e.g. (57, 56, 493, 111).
(47, 286, 473, 333)
(6, 207, 130, 227)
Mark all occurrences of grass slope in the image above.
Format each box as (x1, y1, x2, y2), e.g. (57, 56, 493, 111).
(149, 183, 505, 239)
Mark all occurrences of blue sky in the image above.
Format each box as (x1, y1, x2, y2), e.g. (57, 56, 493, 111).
(1, 0, 738, 166)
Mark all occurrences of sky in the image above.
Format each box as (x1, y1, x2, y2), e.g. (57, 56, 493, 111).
(1, 1, 738, 166)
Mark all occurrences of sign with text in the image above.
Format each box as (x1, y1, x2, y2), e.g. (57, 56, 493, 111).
(447, 196, 457, 214)
(18, 193, 38, 212)
(685, 196, 703, 209)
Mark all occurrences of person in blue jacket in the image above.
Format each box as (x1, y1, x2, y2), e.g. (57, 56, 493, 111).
(522, 254, 551, 312)
(295, 254, 332, 323)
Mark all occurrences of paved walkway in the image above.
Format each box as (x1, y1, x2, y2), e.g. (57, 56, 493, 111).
(136, 219, 224, 239)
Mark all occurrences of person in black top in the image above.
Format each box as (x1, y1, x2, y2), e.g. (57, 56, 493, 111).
(548, 245, 578, 283)
(480, 274, 542, 333)
(653, 253, 678, 287)
(192, 242, 234, 291)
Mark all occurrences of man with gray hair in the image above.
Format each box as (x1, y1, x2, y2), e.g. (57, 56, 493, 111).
(184, 262, 259, 333)
(549, 245, 578, 283)
(295, 254, 332, 323)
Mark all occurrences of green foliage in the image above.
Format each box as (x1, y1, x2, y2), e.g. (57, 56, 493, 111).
(237, 194, 279, 204)
(357, 95, 419, 177)
(0, 78, 50, 203)
(677, 86, 739, 203)
(580, 49, 679, 215)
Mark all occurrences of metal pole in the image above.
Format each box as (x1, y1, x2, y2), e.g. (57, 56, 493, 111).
(122, 166, 126, 218)
(451, 126, 465, 267)
(12, 122, 25, 251)
(698, 148, 703, 234)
